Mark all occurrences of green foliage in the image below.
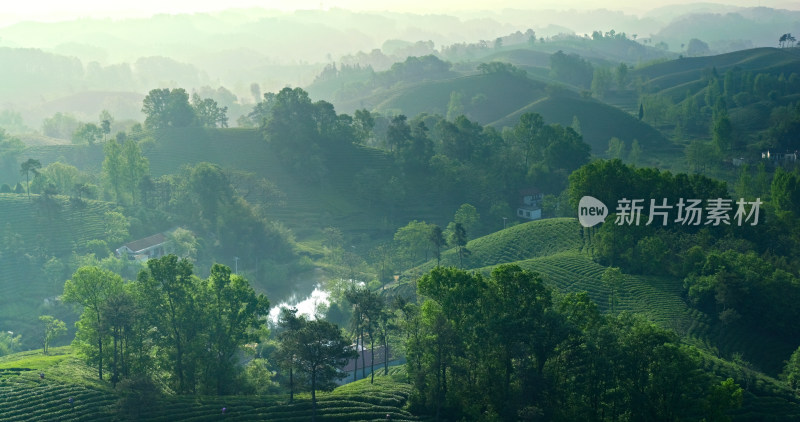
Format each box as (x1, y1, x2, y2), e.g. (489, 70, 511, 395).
(408, 264, 737, 420)
(41, 112, 80, 140)
(19, 158, 41, 199)
(784, 346, 800, 392)
(142, 88, 195, 130)
(606, 137, 626, 160)
(393, 220, 434, 269)
(191, 93, 228, 128)
(684, 250, 800, 336)
(712, 112, 733, 151)
(550, 50, 593, 88)
(38, 315, 66, 355)
(0, 331, 22, 357)
(686, 139, 721, 174)
(71, 123, 103, 145)
(62, 266, 125, 380)
(591, 66, 613, 97)
(771, 167, 800, 217)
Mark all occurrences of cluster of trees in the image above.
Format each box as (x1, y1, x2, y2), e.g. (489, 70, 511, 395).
(404, 264, 743, 420)
(370, 110, 587, 220)
(258, 87, 372, 183)
(550, 50, 594, 89)
(779, 33, 797, 48)
(391, 204, 478, 270)
(146, 162, 296, 284)
(253, 87, 589, 221)
(570, 159, 800, 346)
(141, 88, 228, 130)
(63, 257, 269, 394)
(641, 66, 800, 159)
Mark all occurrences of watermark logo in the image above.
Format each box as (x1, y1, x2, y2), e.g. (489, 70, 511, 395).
(578, 196, 608, 228)
(577, 196, 762, 227)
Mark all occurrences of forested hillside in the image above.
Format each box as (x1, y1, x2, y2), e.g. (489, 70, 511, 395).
(1, 7, 800, 419)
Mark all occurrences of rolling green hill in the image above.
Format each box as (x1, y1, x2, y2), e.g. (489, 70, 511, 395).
(381, 216, 800, 419)
(144, 127, 408, 239)
(336, 71, 548, 124)
(389, 217, 797, 377)
(0, 347, 417, 422)
(489, 94, 670, 153)
(634, 47, 800, 98)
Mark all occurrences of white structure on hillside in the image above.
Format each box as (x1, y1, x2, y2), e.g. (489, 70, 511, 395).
(517, 188, 543, 221)
(115, 233, 169, 262)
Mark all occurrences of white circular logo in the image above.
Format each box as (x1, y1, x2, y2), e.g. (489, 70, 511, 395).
(578, 196, 608, 227)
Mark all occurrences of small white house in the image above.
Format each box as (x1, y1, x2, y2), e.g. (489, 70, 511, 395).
(115, 233, 169, 262)
(517, 188, 543, 221)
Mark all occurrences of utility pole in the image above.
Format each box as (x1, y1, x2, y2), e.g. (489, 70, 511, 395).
(234, 256, 239, 274)
(502, 217, 507, 230)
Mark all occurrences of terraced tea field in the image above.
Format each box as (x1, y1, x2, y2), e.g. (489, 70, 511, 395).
(0, 194, 119, 349)
(390, 217, 797, 377)
(0, 348, 417, 422)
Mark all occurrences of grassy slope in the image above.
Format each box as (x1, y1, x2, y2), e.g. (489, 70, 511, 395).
(489, 94, 670, 153)
(388, 218, 798, 399)
(0, 194, 118, 348)
(0, 347, 417, 422)
(634, 47, 800, 95)
(336, 71, 548, 124)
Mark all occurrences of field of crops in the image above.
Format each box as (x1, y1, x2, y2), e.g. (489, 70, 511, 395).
(0, 348, 417, 422)
(0, 194, 118, 349)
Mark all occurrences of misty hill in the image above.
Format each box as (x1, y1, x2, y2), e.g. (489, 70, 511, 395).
(635, 47, 800, 96)
(653, 7, 800, 53)
(335, 69, 548, 124)
(490, 93, 668, 153)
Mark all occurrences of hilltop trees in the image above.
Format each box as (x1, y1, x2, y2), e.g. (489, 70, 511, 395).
(142, 88, 195, 130)
(779, 33, 797, 48)
(72, 123, 104, 145)
(260, 87, 356, 183)
(191, 93, 229, 128)
(550, 50, 594, 88)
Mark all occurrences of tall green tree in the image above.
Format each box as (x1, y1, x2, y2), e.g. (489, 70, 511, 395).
(292, 319, 356, 421)
(275, 307, 305, 403)
(19, 158, 41, 199)
(136, 255, 200, 393)
(191, 93, 229, 128)
(121, 139, 150, 206)
(429, 225, 447, 267)
(39, 315, 66, 355)
(204, 264, 269, 394)
(102, 139, 124, 202)
(63, 266, 125, 379)
(450, 223, 469, 268)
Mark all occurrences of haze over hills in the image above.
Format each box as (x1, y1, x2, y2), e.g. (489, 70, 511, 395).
(0, 4, 798, 132)
(1, 3, 800, 420)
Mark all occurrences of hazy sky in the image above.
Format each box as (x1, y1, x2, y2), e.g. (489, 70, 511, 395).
(0, 0, 795, 24)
